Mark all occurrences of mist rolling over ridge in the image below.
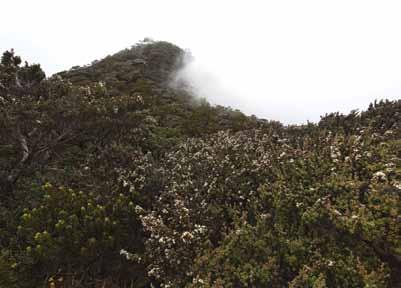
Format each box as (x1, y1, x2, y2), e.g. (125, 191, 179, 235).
(173, 48, 401, 124)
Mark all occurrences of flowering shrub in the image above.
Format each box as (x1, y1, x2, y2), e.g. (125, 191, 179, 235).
(120, 122, 400, 287)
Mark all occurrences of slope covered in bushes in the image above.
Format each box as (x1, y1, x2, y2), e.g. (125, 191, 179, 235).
(0, 41, 400, 287)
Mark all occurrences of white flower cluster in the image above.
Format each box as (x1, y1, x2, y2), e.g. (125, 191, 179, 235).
(372, 171, 387, 182)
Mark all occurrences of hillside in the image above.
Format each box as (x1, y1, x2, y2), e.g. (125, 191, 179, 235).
(0, 40, 400, 288)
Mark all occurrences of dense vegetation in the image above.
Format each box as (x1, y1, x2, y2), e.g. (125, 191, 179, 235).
(0, 40, 400, 288)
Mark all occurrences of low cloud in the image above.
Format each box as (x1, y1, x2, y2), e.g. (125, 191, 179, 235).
(172, 49, 400, 125)
(172, 53, 263, 118)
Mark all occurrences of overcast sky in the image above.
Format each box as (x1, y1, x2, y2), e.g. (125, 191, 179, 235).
(1, 0, 401, 124)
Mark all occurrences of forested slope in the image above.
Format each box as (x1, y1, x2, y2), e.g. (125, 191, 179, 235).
(0, 41, 400, 288)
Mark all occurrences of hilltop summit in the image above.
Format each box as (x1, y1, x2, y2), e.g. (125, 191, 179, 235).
(60, 40, 184, 88)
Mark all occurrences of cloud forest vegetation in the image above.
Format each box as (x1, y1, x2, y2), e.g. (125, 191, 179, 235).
(0, 40, 400, 287)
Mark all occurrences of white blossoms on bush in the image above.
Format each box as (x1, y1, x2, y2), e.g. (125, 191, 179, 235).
(181, 231, 194, 243)
(135, 205, 145, 214)
(372, 171, 386, 182)
(148, 267, 161, 278)
(393, 181, 401, 190)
